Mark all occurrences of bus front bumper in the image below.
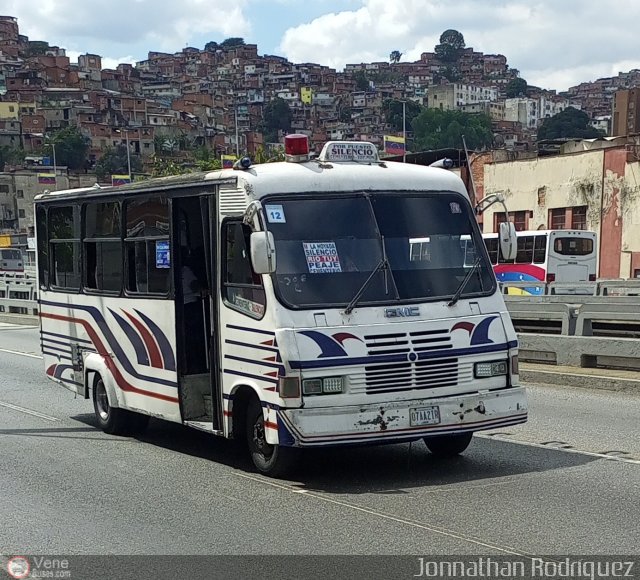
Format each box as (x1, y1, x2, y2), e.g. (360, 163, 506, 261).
(276, 387, 528, 447)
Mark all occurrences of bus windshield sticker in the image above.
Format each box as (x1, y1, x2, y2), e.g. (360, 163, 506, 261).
(303, 241, 342, 274)
(155, 240, 170, 268)
(450, 202, 461, 214)
(265, 204, 286, 223)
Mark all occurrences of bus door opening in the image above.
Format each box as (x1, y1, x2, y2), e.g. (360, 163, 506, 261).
(173, 195, 219, 427)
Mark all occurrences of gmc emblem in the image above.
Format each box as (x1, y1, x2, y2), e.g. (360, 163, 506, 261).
(384, 306, 420, 318)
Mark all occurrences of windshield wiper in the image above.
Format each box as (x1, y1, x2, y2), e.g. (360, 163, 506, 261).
(344, 255, 390, 315)
(447, 256, 482, 307)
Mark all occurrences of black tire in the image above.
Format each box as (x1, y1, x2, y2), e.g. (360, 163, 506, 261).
(246, 397, 298, 478)
(92, 375, 149, 436)
(424, 432, 473, 458)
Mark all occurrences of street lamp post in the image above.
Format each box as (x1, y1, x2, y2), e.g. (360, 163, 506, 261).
(402, 100, 406, 163)
(44, 135, 58, 189)
(116, 128, 132, 180)
(234, 106, 239, 157)
(124, 129, 131, 180)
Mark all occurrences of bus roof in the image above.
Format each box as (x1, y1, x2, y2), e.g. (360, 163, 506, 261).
(34, 159, 469, 202)
(483, 229, 596, 237)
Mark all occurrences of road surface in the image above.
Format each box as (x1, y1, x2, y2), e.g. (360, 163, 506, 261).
(1, 325, 638, 556)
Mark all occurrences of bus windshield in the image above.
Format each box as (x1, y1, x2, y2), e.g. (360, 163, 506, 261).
(265, 192, 495, 309)
(1, 249, 22, 261)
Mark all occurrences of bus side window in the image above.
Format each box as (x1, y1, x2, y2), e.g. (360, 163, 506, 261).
(48, 205, 81, 291)
(124, 197, 171, 295)
(533, 234, 547, 264)
(223, 220, 266, 319)
(515, 236, 533, 263)
(83, 201, 122, 294)
(36, 205, 48, 289)
(484, 238, 498, 264)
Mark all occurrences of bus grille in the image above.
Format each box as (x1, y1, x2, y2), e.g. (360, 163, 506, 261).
(364, 329, 452, 355)
(362, 358, 458, 394)
(351, 330, 462, 394)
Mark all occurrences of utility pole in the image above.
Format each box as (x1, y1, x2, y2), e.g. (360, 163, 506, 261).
(51, 142, 57, 190)
(402, 100, 406, 163)
(124, 129, 131, 180)
(234, 105, 239, 157)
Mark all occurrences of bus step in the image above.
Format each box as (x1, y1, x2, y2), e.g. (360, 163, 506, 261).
(184, 420, 222, 435)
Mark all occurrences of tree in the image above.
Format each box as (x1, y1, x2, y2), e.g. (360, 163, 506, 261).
(389, 50, 403, 64)
(220, 37, 245, 48)
(382, 99, 423, 132)
(48, 126, 89, 170)
(261, 97, 292, 143)
(506, 77, 528, 98)
(537, 107, 604, 140)
(204, 41, 219, 52)
(434, 29, 465, 63)
(353, 70, 370, 92)
(412, 109, 494, 151)
(0, 146, 24, 170)
(94, 146, 142, 181)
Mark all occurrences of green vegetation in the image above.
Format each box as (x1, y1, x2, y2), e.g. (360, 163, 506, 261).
(220, 38, 245, 48)
(382, 99, 423, 132)
(506, 77, 528, 98)
(0, 146, 25, 169)
(261, 97, 292, 144)
(94, 146, 142, 180)
(389, 50, 402, 64)
(434, 29, 465, 63)
(48, 126, 89, 170)
(537, 107, 604, 140)
(412, 109, 493, 151)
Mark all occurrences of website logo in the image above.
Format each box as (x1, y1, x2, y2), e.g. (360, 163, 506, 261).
(7, 556, 30, 579)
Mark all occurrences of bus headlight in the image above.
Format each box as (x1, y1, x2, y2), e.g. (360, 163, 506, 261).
(474, 360, 509, 378)
(302, 377, 344, 395)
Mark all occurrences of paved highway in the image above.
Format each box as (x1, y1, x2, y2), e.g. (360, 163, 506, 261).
(0, 324, 639, 556)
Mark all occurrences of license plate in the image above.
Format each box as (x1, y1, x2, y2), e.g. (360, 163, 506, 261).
(410, 406, 441, 426)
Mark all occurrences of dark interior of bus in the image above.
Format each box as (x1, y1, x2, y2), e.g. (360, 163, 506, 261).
(172, 195, 219, 428)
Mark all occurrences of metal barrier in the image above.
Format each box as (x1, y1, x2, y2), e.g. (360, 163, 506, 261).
(2, 272, 640, 372)
(0, 272, 38, 323)
(499, 278, 640, 296)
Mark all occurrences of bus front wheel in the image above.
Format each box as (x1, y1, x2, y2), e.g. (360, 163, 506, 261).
(424, 432, 473, 458)
(92, 375, 149, 436)
(246, 397, 298, 478)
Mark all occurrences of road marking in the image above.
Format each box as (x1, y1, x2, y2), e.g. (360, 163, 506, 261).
(0, 401, 60, 422)
(0, 347, 42, 359)
(477, 433, 640, 465)
(233, 471, 532, 556)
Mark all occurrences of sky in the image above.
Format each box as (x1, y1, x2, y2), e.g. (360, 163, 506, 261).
(5, 0, 640, 92)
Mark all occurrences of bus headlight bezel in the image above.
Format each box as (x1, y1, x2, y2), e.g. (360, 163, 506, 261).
(302, 376, 344, 395)
(474, 360, 509, 378)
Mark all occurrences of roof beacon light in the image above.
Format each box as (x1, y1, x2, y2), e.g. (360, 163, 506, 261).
(285, 134, 310, 162)
(318, 141, 379, 164)
(233, 156, 252, 170)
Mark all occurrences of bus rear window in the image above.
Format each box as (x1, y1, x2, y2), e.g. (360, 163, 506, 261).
(553, 237, 594, 256)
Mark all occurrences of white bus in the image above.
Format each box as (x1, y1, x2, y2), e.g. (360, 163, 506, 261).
(482, 229, 597, 294)
(35, 136, 527, 477)
(0, 247, 24, 273)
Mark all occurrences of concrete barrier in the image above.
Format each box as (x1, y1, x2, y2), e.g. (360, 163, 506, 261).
(505, 301, 576, 335)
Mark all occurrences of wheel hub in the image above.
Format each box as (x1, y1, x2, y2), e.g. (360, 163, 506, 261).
(96, 382, 110, 421)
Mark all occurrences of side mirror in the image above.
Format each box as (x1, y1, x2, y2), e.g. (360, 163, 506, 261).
(250, 231, 277, 274)
(499, 222, 517, 261)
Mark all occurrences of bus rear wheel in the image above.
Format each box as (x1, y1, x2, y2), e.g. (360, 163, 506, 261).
(246, 397, 297, 478)
(424, 432, 473, 458)
(93, 375, 149, 436)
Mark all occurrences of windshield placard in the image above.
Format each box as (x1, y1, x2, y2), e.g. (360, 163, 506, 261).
(303, 242, 342, 274)
(319, 141, 379, 163)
